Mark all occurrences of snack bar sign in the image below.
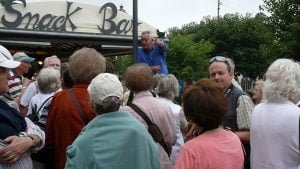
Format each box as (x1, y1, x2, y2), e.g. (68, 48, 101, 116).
(0, 0, 143, 35)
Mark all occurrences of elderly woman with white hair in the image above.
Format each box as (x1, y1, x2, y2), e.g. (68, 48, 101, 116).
(65, 73, 160, 169)
(250, 58, 300, 169)
(27, 67, 61, 130)
(156, 74, 185, 165)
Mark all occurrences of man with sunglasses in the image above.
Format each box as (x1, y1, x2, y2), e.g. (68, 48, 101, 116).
(209, 56, 254, 169)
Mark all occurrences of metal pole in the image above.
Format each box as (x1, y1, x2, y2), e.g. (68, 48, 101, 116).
(217, 0, 222, 19)
(132, 0, 138, 61)
(217, 0, 220, 18)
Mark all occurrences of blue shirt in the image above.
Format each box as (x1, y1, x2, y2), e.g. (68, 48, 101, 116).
(137, 44, 168, 74)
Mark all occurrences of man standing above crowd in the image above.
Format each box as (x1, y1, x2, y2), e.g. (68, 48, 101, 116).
(208, 56, 254, 169)
(137, 31, 168, 74)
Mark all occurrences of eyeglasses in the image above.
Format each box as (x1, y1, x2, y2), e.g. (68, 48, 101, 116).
(209, 56, 226, 63)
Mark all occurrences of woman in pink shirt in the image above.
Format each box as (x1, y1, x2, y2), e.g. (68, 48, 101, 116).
(175, 79, 244, 169)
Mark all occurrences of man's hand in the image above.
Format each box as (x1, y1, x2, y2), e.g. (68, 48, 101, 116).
(0, 136, 32, 163)
(22, 78, 31, 88)
(154, 38, 164, 48)
(151, 65, 160, 74)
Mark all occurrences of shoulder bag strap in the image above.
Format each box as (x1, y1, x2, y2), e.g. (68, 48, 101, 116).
(67, 89, 89, 125)
(35, 96, 53, 115)
(129, 103, 170, 157)
(129, 103, 153, 125)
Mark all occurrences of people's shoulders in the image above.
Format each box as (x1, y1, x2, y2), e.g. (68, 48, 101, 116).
(31, 93, 52, 102)
(253, 101, 300, 116)
(88, 111, 145, 130)
(157, 97, 181, 113)
(51, 90, 69, 101)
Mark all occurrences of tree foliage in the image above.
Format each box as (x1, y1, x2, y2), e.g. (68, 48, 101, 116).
(262, 0, 300, 59)
(168, 13, 275, 79)
(106, 55, 134, 81)
(167, 35, 214, 80)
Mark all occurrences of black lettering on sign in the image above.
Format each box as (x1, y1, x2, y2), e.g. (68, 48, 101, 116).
(1, 0, 81, 32)
(1, 0, 143, 35)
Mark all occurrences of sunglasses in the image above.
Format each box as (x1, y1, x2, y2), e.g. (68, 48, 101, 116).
(209, 56, 226, 63)
(209, 56, 232, 72)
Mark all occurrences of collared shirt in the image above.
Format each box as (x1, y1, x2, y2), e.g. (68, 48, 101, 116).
(120, 91, 176, 169)
(137, 44, 168, 74)
(224, 84, 253, 130)
(25, 117, 45, 151)
(236, 95, 253, 130)
(8, 73, 23, 98)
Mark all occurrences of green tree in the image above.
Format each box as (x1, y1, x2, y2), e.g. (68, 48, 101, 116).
(262, 0, 300, 59)
(167, 34, 214, 80)
(106, 55, 134, 80)
(168, 13, 275, 79)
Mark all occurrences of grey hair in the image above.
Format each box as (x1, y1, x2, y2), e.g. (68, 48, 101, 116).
(153, 74, 165, 88)
(263, 58, 300, 103)
(93, 96, 122, 114)
(43, 55, 60, 67)
(255, 80, 264, 89)
(141, 31, 151, 37)
(156, 74, 179, 100)
(225, 57, 235, 74)
(37, 67, 61, 93)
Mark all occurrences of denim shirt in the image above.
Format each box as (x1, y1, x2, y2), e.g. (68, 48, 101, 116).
(137, 44, 168, 74)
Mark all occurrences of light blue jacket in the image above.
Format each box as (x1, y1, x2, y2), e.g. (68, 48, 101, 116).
(65, 111, 161, 169)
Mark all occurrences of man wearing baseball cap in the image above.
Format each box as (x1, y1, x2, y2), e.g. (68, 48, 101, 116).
(0, 45, 20, 68)
(8, 52, 35, 105)
(0, 46, 22, 110)
(0, 46, 45, 169)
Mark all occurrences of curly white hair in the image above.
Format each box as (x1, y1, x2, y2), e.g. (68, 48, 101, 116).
(263, 58, 300, 103)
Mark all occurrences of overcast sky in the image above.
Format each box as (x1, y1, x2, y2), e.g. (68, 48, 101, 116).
(89, 0, 265, 31)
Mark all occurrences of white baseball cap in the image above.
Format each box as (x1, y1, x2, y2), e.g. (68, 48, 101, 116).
(88, 73, 123, 105)
(0, 45, 21, 68)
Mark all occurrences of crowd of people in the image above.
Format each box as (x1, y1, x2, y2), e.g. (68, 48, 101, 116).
(0, 30, 299, 169)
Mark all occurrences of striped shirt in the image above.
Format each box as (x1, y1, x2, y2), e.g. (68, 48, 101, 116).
(0, 140, 32, 169)
(8, 73, 23, 98)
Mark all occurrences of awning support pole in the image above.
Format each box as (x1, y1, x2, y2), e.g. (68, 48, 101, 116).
(132, 0, 138, 62)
